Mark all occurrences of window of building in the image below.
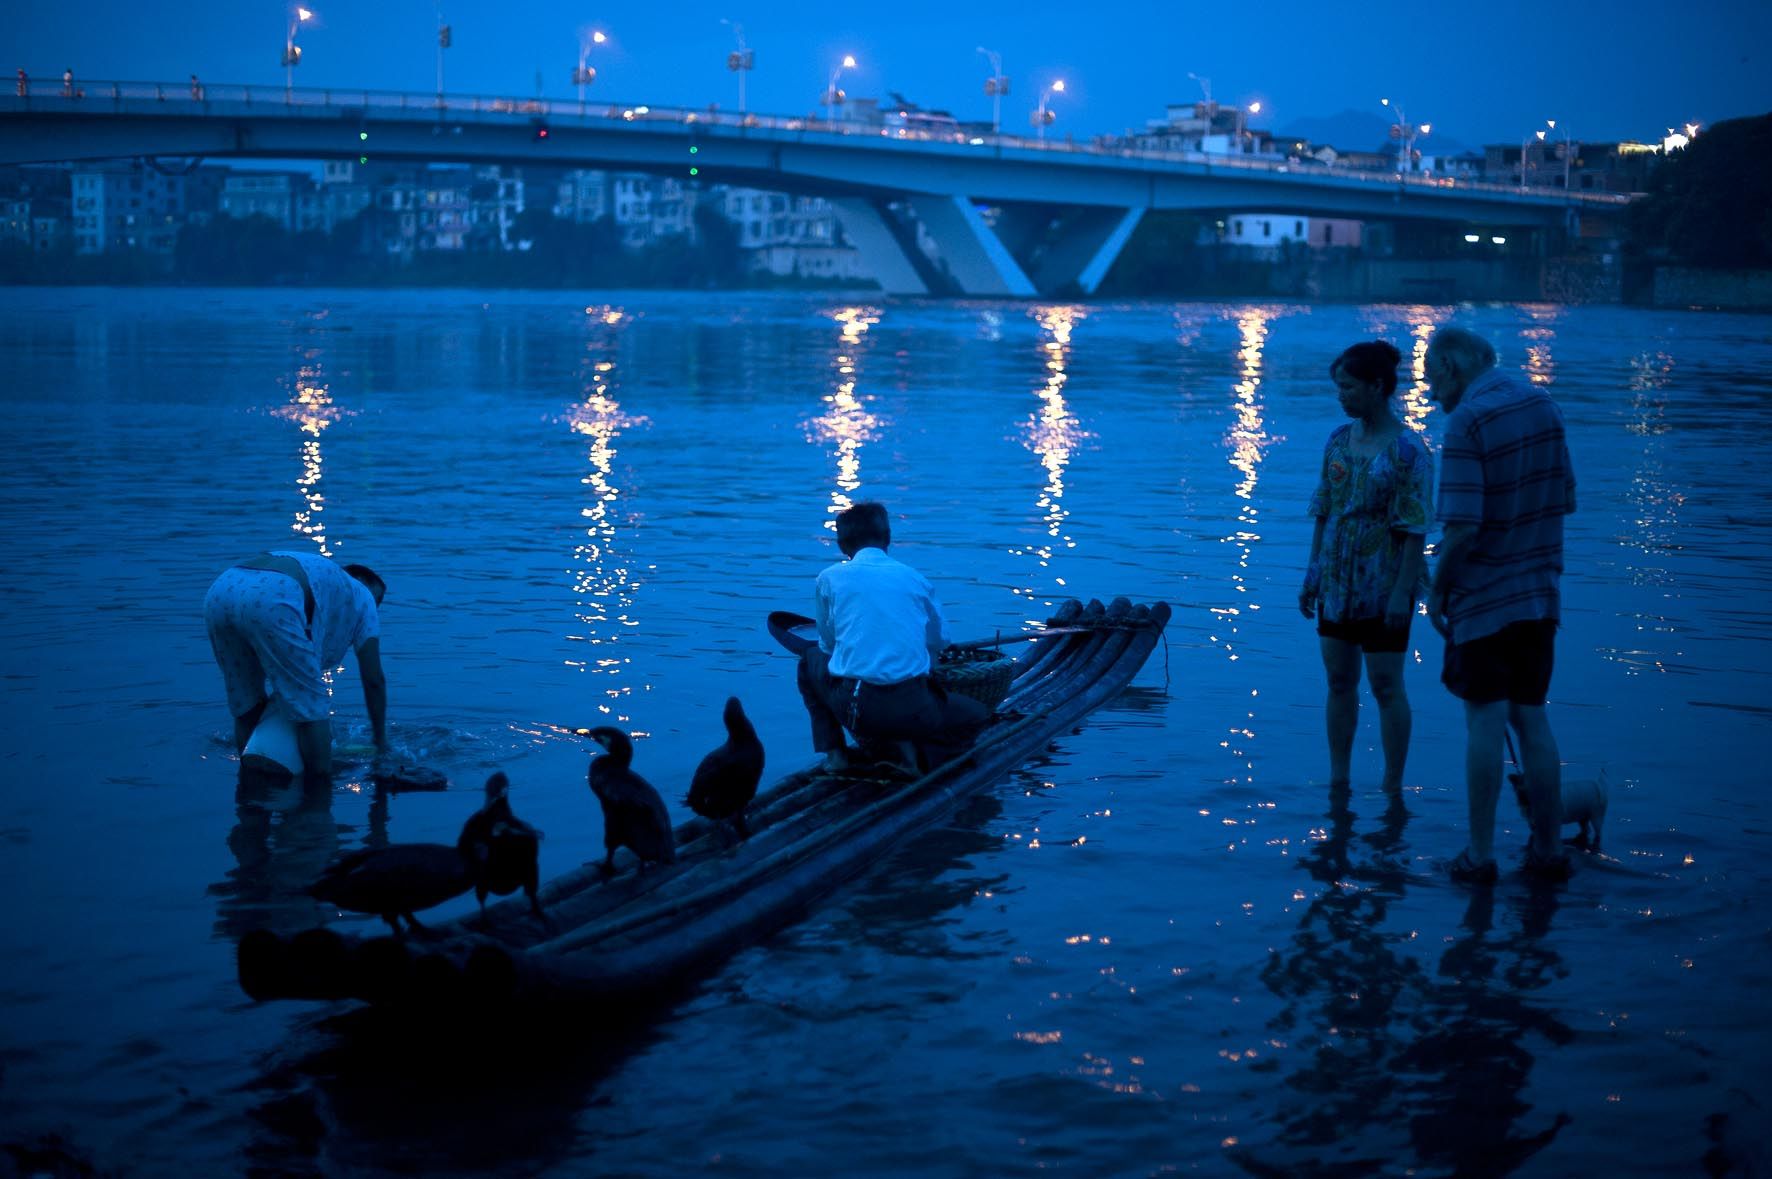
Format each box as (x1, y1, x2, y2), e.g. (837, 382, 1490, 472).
(1234, 222, 1243, 238)
(1261, 220, 1271, 236)
(1294, 220, 1303, 236)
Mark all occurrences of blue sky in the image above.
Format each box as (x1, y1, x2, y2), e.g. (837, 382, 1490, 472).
(8, 0, 1768, 147)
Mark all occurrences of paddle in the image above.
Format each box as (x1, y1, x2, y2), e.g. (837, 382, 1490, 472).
(766, 610, 1094, 658)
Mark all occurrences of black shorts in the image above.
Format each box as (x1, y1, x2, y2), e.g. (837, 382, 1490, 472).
(1318, 613, 1412, 653)
(1442, 619, 1558, 705)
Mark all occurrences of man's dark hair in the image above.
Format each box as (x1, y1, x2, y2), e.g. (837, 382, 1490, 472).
(1330, 339, 1403, 397)
(835, 501, 891, 557)
(343, 563, 386, 606)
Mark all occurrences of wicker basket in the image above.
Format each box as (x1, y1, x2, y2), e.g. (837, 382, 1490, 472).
(934, 649, 1016, 710)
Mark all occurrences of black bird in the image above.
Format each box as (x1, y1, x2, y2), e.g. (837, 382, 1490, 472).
(582, 726, 677, 875)
(457, 771, 549, 929)
(685, 696, 765, 841)
(308, 838, 473, 939)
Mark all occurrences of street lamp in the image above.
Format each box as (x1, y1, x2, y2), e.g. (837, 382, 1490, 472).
(435, 5, 451, 104)
(978, 46, 1008, 135)
(1545, 118, 1574, 190)
(722, 20, 754, 115)
(1032, 78, 1064, 142)
(574, 28, 606, 111)
(282, 6, 313, 102)
(1380, 97, 1430, 173)
(1235, 99, 1261, 150)
(1519, 128, 1546, 191)
(824, 54, 856, 125)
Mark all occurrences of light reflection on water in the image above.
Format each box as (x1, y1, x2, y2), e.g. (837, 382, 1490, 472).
(1011, 303, 1090, 616)
(563, 304, 646, 720)
(1, 291, 1770, 1179)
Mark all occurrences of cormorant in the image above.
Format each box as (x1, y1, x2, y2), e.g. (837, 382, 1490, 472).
(457, 771, 549, 928)
(582, 726, 677, 875)
(308, 840, 473, 938)
(685, 696, 765, 841)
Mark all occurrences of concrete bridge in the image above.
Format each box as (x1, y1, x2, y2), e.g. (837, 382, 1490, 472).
(1, 79, 1630, 297)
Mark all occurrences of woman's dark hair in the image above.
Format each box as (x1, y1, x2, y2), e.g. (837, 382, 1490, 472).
(835, 501, 891, 556)
(1330, 340, 1403, 397)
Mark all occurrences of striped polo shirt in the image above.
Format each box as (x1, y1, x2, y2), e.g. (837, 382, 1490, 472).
(1435, 367, 1576, 644)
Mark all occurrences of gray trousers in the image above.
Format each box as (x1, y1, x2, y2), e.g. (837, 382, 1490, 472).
(797, 649, 988, 765)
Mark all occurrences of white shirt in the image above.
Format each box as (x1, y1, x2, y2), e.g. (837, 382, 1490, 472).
(815, 547, 951, 684)
(273, 550, 381, 668)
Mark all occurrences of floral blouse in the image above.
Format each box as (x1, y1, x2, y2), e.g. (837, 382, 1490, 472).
(1306, 425, 1434, 623)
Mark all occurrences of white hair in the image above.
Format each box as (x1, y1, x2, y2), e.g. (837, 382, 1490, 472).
(1429, 325, 1497, 376)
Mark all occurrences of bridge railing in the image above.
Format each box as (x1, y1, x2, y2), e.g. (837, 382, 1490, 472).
(6, 77, 1631, 207)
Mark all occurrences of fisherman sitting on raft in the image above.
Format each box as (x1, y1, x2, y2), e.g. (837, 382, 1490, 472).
(796, 501, 987, 773)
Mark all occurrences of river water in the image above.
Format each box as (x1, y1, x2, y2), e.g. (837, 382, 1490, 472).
(0, 289, 1768, 1177)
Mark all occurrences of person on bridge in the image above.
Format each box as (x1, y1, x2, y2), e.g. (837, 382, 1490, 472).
(190, 74, 204, 101)
(204, 551, 389, 783)
(1425, 325, 1577, 884)
(797, 501, 986, 774)
(61, 68, 73, 98)
(1299, 339, 1432, 796)
(15, 69, 25, 98)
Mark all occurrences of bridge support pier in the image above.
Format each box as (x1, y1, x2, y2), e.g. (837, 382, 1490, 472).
(828, 197, 942, 296)
(906, 195, 1037, 297)
(1029, 206, 1145, 296)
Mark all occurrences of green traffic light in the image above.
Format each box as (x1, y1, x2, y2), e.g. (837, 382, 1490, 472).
(359, 131, 368, 141)
(689, 166, 699, 176)
(689, 145, 698, 154)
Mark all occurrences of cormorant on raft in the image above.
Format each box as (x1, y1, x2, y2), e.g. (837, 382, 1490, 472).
(581, 726, 677, 876)
(457, 771, 549, 929)
(685, 696, 765, 841)
(306, 770, 543, 936)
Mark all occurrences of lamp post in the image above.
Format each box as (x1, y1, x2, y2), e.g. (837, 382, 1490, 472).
(722, 20, 754, 116)
(574, 28, 606, 112)
(824, 54, 855, 125)
(1380, 97, 1430, 173)
(436, 5, 451, 104)
(282, 6, 313, 102)
(1032, 78, 1064, 142)
(1519, 128, 1546, 191)
(1236, 99, 1261, 152)
(1187, 71, 1216, 147)
(977, 46, 1008, 135)
(1545, 118, 1574, 190)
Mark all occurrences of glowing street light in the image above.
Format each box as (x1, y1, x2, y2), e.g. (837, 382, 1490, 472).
(722, 20, 754, 115)
(1380, 96, 1430, 173)
(1544, 118, 1575, 190)
(574, 28, 607, 111)
(978, 46, 1009, 135)
(824, 54, 856, 125)
(1032, 78, 1064, 141)
(282, 6, 313, 102)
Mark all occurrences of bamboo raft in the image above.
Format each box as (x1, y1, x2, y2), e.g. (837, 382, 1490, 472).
(237, 596, 1170, 1008)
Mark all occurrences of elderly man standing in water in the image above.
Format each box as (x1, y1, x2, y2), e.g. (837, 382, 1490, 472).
(204, 551, 388, 782)
(1424, 326, 1577, 883)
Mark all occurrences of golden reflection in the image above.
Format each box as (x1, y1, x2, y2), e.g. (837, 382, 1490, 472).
(1519, 304, 1561, 387)
(1010, 304, 1092, 613)
(270, 361, 347, 557)
(1598, 349, 1684, 677)
(563, 306, 648, 718)
(1357, 305, 1447, 436)
(806, 305, 883, 524)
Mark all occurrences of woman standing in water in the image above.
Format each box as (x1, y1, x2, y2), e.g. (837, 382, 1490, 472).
(1299, 340, 1433, 793)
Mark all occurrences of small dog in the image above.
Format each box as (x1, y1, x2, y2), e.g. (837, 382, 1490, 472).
(1510, 765, 1609, 848)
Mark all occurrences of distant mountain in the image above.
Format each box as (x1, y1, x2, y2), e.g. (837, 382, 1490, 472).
(1272, 108, 1475, 157)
